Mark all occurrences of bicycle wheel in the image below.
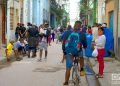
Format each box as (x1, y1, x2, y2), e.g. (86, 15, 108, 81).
(72, 65, 80, 86)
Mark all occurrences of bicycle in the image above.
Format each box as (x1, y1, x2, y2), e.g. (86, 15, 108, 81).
(72, 56, 81, 86)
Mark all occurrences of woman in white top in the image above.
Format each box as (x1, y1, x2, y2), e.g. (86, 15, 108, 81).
(95, 27, 106, 78)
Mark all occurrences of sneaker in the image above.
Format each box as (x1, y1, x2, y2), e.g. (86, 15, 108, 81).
(80, 70, 86, 76)
(63, 82, 68, 86)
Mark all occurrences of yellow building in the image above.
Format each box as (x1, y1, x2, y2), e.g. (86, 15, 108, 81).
(105, 0, 114, 34)
(105, 0, 120, 59)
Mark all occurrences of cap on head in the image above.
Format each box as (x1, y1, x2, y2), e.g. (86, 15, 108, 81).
(102, 23, 107, 27)
(44, 22, 49, 25)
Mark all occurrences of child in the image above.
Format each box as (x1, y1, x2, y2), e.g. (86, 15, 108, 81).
(5, 40, 14, 61)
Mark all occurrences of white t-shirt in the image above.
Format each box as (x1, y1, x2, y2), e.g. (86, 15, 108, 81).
(40, 28, 45, 34)
(95, 35, 106, 49)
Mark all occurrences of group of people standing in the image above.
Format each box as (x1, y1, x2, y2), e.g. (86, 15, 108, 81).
(61, 21, 114, 85)
(6, 22, 56, 61)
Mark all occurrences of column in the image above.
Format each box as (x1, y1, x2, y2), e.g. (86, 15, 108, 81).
(7, 0, 11, 43)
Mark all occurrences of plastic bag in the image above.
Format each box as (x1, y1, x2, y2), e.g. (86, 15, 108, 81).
(92, 48, 98, 57)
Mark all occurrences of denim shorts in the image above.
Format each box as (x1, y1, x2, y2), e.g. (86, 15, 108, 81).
(66, 51, 83, 69)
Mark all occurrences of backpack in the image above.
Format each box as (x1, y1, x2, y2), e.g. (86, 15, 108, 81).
(65, 32, 80, 55)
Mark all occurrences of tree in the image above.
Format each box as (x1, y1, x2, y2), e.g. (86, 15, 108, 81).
(80, 0, 97, 25)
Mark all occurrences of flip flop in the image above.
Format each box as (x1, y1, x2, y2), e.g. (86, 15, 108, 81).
(96, 75, 104, 78)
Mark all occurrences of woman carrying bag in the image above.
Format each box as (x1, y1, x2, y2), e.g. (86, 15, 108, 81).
(94, 27, 106, 78)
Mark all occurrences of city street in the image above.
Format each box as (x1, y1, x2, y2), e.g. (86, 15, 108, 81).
(0, 42, 99, 86)
(0, 0, 120, 86)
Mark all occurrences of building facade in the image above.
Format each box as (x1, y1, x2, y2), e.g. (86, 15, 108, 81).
(50, 0, 61, 28)
(114, 0, 120, 59)
(97, 0, 105, 23)
(0, 0, 7, 47)
(105, 0, 120, 59)
(6, 0, 50, 43)
(23, 0, 50, 26)
(7, 0, 20, 43)
(105, 0, 114, 34)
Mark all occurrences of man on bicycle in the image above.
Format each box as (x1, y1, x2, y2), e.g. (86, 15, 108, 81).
(63, 21, 87, 85)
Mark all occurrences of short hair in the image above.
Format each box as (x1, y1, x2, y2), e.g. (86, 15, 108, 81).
(98, 27, 104, 32)
(75, 21, 82, 24)
(103, 23, 107, 26)
(27, 22, 31, 26)
(44, 22, 49, 25)
(67, 25, 72, 30)
(88, 26, 91, 28)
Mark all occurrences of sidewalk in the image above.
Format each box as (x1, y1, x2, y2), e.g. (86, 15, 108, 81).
(0, 48, 6, 61)
(89, 57, 120, 86)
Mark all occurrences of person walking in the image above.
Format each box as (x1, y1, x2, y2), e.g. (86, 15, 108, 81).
(51, 29, 55, 42)
(61, 25, 72, 63)
(26, 23, 39, 58)
(38, 22, 49, 61)
(48, 27, 51, 46)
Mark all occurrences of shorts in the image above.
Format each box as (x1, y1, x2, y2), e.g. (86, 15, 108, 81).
(39, 42, 48, 51)
(28, 46, 36, 50)
(14, 46, 23, 52)
(66, 50, 83, 69)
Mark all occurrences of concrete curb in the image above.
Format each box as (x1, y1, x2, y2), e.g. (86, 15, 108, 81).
(89, 57, 120, 86)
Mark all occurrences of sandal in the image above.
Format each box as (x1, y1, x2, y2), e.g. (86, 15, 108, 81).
(96, 75, 104, 78)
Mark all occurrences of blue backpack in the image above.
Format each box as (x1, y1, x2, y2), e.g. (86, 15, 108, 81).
(65, 32, 80, 55)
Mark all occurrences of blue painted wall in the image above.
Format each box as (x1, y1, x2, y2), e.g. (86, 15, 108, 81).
(32, 0, 37, 24)
(23, 0, 50, 26)
(27, 0, 30, 22)
(109, 11, 114, 35)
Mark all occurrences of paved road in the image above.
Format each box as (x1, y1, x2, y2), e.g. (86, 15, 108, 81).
(0, 42, 98, 86)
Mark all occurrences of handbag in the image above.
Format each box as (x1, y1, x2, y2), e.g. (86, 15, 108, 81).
(92, 48, 98, 57)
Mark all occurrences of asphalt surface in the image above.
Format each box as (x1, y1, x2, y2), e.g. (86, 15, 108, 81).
(0, 42, 100, 86)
